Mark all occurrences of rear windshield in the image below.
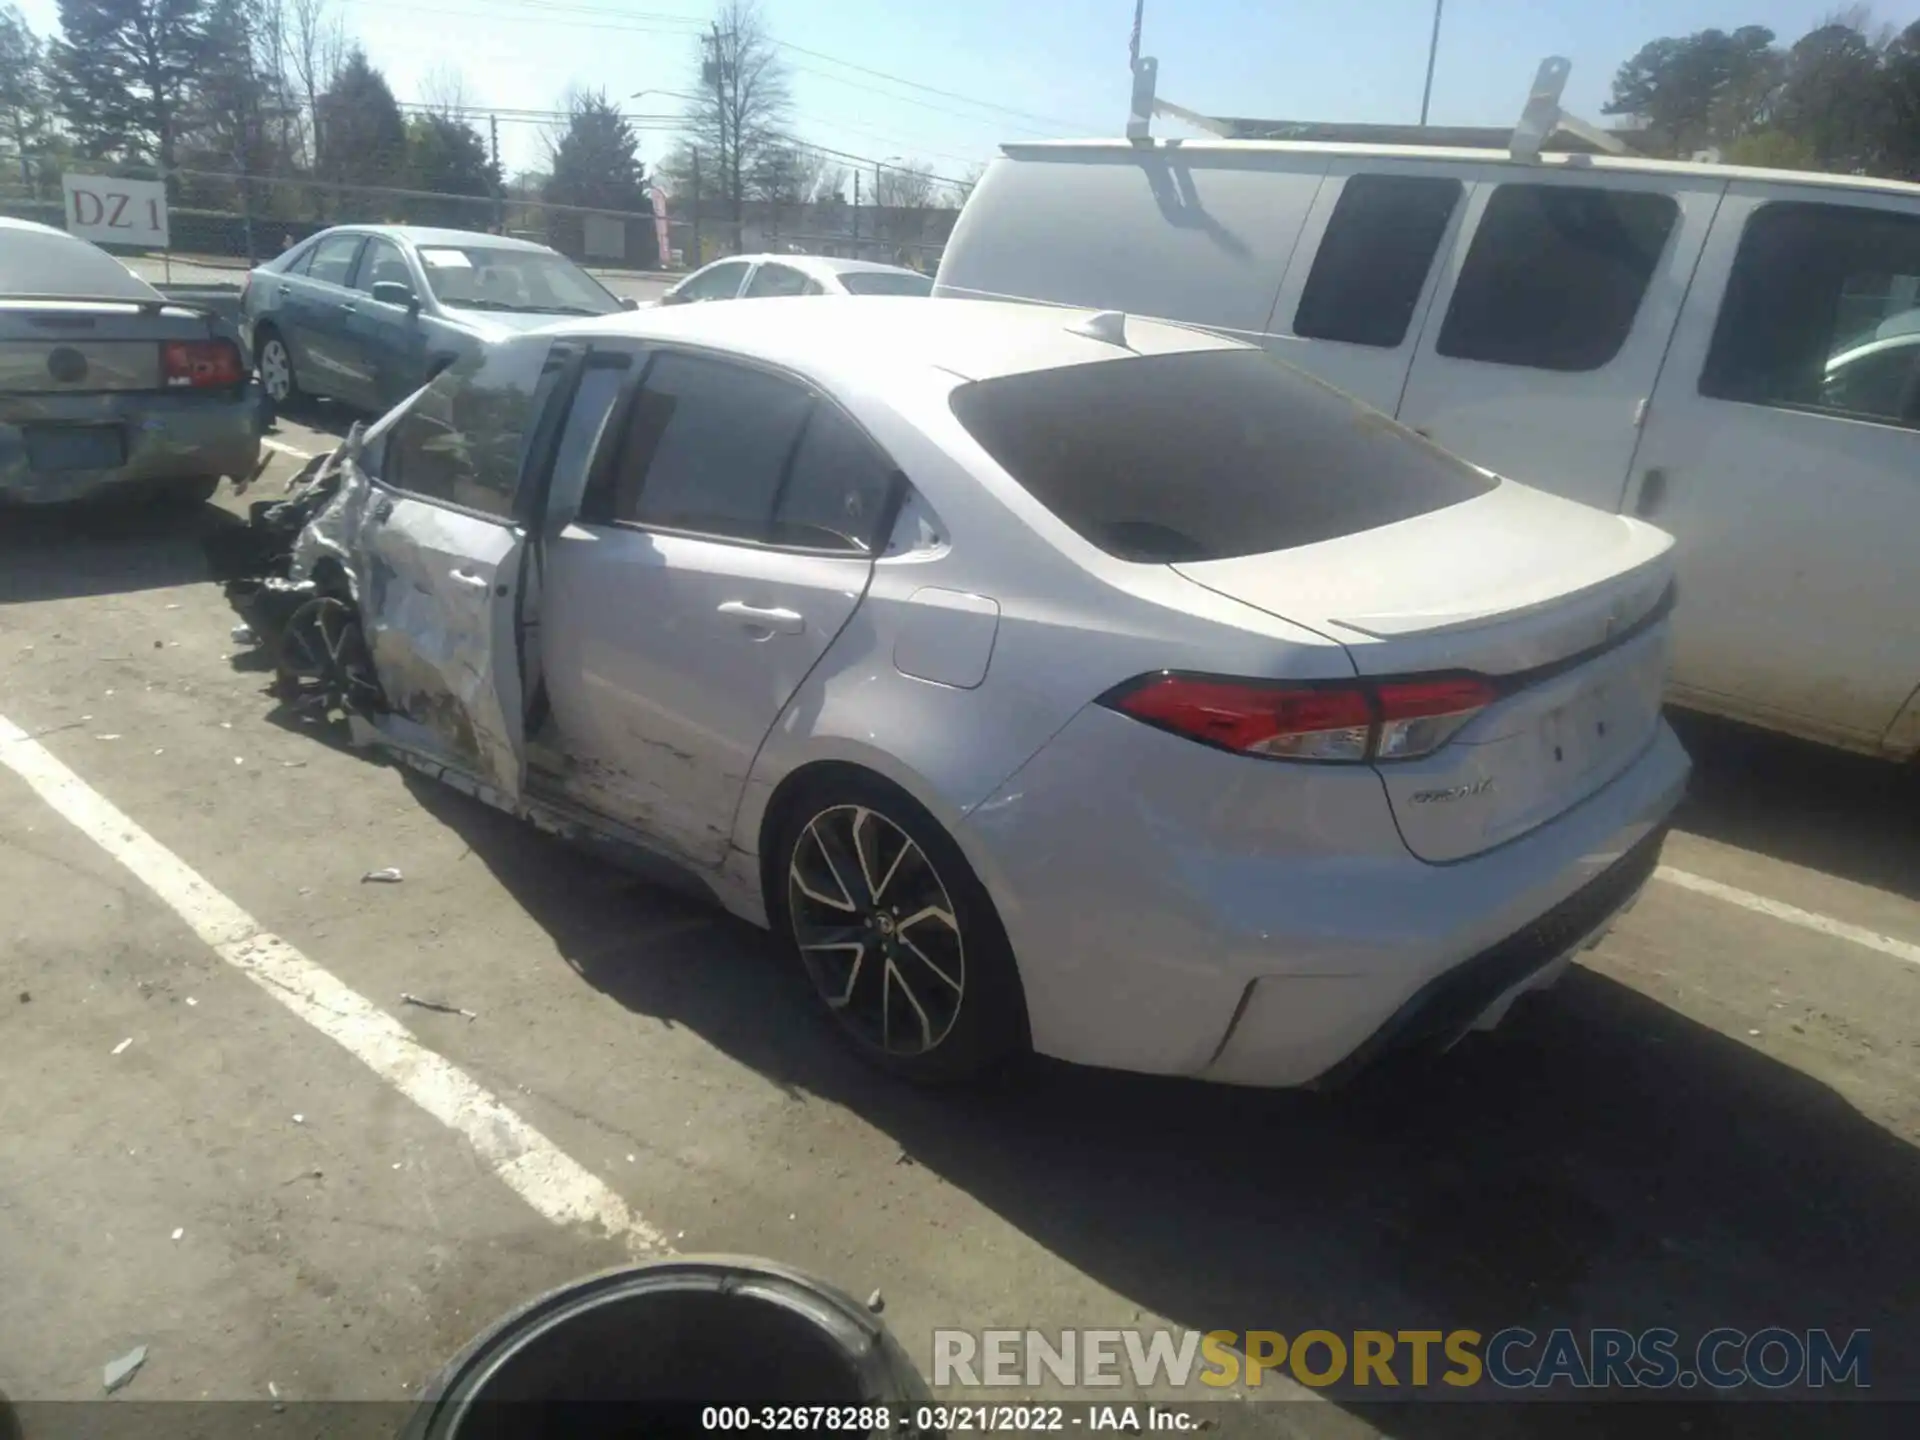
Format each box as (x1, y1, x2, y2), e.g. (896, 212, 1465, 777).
(840, 270, 932, 296)
(947, 349, 1497, 562)
(1, 224, 161, 302)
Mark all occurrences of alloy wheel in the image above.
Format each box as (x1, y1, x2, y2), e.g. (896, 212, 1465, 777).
(787, 804, 966, 1057)
(277, 595, 382, 715)
(259, 337, 292, 403)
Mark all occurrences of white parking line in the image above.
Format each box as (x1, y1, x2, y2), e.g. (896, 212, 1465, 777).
(1656, 865, 1920, 968)
(0, 713, 673, 1260)
(261, 438, 315, 460)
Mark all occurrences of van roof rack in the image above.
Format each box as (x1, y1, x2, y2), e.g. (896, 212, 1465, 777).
(1127, 53, 1633, 162)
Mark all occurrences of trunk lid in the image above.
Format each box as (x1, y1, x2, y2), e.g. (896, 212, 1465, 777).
(0, 300, 223, 397)
(1173, 480, 1677, 862)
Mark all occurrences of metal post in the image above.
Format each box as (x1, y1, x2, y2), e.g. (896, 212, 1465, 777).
(852, 168, 860, 248)
(690, 147, 702, 265)
(490, 114, 504, 232)
(1420, 0, 1445, 127)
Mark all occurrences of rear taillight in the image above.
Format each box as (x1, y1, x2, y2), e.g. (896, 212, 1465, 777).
(162, 339, 243, 388)
(1101, 672, 1498, 764)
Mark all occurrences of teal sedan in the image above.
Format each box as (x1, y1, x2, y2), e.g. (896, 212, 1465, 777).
(242, 225, 633, 415)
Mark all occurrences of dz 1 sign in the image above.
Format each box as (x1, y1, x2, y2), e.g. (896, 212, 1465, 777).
(62, 174, 169, 249)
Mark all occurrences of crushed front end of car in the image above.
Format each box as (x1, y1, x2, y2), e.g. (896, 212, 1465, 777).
(205, 429, 388, 721)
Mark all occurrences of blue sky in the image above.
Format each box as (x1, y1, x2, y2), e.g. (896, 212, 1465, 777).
(15, 0, 1907, 183)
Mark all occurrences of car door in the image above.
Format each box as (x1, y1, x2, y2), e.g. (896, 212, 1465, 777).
(350, 337, 567, 797)
(536, 345, 899, 866)
(1395, 170, 1724, 512)
(1626, 186, 1920, 751)
(345, 236, 430, 410)
(743, 262, 811, 298)
(280, 232, 367, 402)
(663, 259, 752, 305)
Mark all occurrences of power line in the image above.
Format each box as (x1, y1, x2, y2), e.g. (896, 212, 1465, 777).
(345, 0, 1101, 135)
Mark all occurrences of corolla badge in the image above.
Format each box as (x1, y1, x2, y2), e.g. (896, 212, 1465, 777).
(1409, 777, 1495, 804)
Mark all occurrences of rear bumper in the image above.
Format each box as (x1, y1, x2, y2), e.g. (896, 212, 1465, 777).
(0, 384, 266, 503)
(958, 708, 1689, 1087)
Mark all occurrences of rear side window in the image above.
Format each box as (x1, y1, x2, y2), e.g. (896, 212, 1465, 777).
(1436, 185, 1678, 372)
(597, 352, 813, 539)
(1293, 175, 1462, 348)
(584, 351, 896, 552)
(382, 341, 548, 517)
(949, 349, 1497, 563)
(1701, 201, 1920, 430)
(772, 404, 897, 551)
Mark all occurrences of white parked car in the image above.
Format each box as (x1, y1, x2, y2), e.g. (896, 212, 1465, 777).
(659, 254, 932, 304)
(242, 298, 1687, 1087)
(936, 139, 1920, 761)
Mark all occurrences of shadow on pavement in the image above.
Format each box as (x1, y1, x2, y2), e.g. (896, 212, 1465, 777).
(1668, 709, 1920, 902)
(403, 777, 1917, 1440)
(0, 499, 244, 605)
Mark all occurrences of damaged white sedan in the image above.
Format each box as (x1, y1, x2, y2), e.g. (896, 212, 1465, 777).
(225, 297, 1687, 1087)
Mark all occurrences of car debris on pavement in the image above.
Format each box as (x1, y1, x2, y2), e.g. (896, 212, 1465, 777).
(400, 992, 478, 1020)
(102, 1344, 147, 1394)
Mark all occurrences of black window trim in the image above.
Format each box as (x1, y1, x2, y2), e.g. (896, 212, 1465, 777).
(575, 339, 906, 558)
(1695, 196, 1920, 436)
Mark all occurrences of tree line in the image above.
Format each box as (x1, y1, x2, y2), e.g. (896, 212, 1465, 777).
(0, 0, 953, 251)
(1605, 8, 1920, 176)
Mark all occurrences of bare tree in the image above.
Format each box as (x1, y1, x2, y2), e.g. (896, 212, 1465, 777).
(950, 162, 986, 207)
(875, 159, 936, 209)
(289, 0, 345, 167)
(677, 0, 792, 226)
(420, 63, 472, 120)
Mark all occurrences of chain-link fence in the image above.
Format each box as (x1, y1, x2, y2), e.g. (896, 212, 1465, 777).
(1, 165, 959, 279)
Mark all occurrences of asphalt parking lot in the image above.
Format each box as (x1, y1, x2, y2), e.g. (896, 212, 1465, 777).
(2, 406, 1918, 1438)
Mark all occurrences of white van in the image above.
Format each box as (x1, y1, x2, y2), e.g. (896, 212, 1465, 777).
(935, 138, 1920, 761)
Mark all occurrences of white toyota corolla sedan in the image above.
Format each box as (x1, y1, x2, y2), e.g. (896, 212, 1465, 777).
(246, 297, 1689, 1087)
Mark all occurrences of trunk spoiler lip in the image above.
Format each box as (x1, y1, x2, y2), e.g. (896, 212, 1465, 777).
(1, 294, 216, 322)
(1098, 580, 1678, 715)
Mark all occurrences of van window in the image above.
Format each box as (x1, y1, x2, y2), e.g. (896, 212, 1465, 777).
(1436, 185, 1678, 372)
(1293, 175, 1463, 348)
(949, 349, 1496, 564)
(1700, 201, 1920, 429)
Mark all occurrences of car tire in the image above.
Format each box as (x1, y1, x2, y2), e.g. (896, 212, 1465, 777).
(255, 327, 299, 407)
(769, 770, 1030, 1085)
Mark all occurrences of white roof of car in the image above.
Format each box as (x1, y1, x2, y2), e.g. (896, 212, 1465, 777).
(1001, 137, 1920, 204)
(712, 253, 925, 280)
(546, 295, 1240, 385)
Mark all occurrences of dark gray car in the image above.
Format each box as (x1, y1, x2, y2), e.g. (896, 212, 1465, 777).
(1, 217, 264, 507)
(242, 226, 632, 413)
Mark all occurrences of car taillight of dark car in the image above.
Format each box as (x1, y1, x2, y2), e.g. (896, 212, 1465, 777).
(162, 339, 244, 389)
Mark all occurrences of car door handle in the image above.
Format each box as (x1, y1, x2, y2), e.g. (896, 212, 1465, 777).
(717, 601, 804, 634)
(373, 498, 394, 522)
(449, 567, 491, 590)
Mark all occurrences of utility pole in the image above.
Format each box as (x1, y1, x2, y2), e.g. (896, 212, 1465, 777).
(874, 159, 883, 249)
(489, 113, 503, 231)
(1419, 0, 1445, 127)
(690, 146, 702, 265)
(851, 168, 859, 250)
